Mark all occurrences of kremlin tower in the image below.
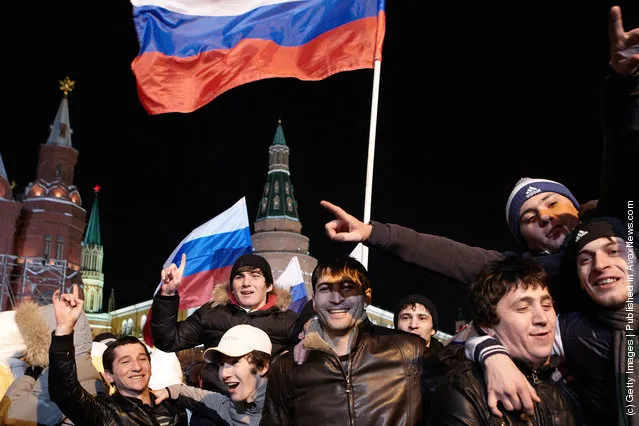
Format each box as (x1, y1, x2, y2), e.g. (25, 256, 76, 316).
(0, 77, 86, 310)
(252, 120, 317, 297)
(81, 186, 105, 313)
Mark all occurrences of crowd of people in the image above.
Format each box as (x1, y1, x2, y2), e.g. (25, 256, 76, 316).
(0, 4, 635, 425)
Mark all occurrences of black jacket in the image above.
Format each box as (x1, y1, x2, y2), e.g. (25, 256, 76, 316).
(49, 333, 188, 426)
(260, 319, 444, 426)
(151, 284, 298, 356)
(427, 357, 578, 426)
(560, 311, 628, 425)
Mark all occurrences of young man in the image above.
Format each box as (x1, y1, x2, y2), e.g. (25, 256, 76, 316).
(428, 256, 579, 425)
(260, 256, 442, 426)
(153, 324, 271, 426)
(48, 284, 188, 425)
(467, 216, 638, 425)
(319, 3, 636, 312)
(394, 294, 442, 351)
(151, 254, 298, 384)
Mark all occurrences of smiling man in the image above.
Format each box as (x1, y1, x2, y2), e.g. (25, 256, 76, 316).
(260, 256, 442, 426)
(428, 256, 578, 425)
(48, 284, 188, 425)
(153, 324, 271, 426)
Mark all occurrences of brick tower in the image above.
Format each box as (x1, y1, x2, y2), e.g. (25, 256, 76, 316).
(8, 77, 86, 306)
(252, 121, 317, 298)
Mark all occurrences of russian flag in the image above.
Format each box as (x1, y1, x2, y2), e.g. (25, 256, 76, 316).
(143, 197, 252, 346)
(130, 0, 386, 115)
(275, 256, 308, 314)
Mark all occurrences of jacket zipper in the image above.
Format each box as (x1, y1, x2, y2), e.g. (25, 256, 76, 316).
(527, 369, 540, 425)
(346, 356, 354, 425)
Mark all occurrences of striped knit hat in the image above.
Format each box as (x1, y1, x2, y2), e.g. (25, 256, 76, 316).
(505, 178, 579, 244)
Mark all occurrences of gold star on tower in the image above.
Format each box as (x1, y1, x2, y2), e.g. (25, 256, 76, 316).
(59, 76, 75, 96)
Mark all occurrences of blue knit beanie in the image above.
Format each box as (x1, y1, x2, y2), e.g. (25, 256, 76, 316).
(505, 178, 580, 244)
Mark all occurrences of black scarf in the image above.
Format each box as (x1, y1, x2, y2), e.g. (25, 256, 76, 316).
(595, 303, 639, 426)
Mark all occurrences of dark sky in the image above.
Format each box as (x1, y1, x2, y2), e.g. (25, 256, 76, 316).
(1, 1, 636, 333)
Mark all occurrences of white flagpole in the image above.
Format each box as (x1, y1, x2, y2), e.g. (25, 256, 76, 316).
(361, 59, 382, 269)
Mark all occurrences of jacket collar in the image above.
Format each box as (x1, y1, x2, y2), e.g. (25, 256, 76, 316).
(112, 391, 155, 412)
(512, 355, 561, 379)
(303, 313, 371, 354)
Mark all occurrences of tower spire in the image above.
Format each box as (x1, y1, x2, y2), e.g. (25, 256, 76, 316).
(46, 76, 75, 147)
(255, 119, 300, 225)
(84, 185, 102, 245)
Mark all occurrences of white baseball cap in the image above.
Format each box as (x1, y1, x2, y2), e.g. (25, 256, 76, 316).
(203, 324, 272, 363)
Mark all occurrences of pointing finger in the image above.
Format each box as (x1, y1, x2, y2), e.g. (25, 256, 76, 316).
(178, 253, 187, 276)
(609, 6, 624, 45)
(320, 200, 345, 218)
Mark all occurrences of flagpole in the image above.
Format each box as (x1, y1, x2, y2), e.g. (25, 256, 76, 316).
(361, 59, 382, 270)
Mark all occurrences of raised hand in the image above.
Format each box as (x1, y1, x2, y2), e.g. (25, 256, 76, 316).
(160, 253, 186, 296)
(52, 284, 85, 336)
(609, 6, 639, 76)
(320, 200, 373, 243)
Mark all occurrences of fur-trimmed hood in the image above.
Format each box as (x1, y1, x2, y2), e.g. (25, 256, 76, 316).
(14, 302, 94, 368)
(209, 283, 292, 311)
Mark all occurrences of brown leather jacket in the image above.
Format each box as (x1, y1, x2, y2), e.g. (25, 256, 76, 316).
(260, 319, 442, 426)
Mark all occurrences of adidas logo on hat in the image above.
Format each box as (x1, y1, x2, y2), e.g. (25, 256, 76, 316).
(575, 230, 588, 242)
(525, 186, 541, 199)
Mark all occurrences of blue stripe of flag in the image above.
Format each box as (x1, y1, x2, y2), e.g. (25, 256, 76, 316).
(134, 0, 381, 57)
(171, 228, 252, 276)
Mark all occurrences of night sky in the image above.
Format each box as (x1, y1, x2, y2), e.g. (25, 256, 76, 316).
(1, 1, 636, 333)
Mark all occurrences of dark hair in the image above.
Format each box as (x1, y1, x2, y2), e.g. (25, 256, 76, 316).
(102, 336, 150, 373)
(393, 294, 439, 331)
(211, 350, 271, 376)
(246, 350, 271, 374)
(311, 256, 370, 293)
(470, 256, 550, 329)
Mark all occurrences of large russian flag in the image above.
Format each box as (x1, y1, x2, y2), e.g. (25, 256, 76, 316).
(130, 0, 386, 115)
(275, 256, 308, 314)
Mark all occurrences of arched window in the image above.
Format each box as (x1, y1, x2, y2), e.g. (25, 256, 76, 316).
(56, 236, 64, 259)
(140, 314, 147, 329)
(44, 235, 52, 259)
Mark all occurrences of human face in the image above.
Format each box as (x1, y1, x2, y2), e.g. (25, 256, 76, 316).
(231, 269, 273, 310)
(577, 237, 631, 309)
(104, 343, 151, 399)
(313, 271, 371, 338)
(519, 193, 579, 252)
(217, 354, 267, 403)
(483, 285, 556, 369)
(397, 303, 435, 346)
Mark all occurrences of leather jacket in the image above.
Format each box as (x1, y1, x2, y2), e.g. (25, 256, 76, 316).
(49, 333, 188, 426)
(427, 356, 579, 426)
(260, 319, 439, 426)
